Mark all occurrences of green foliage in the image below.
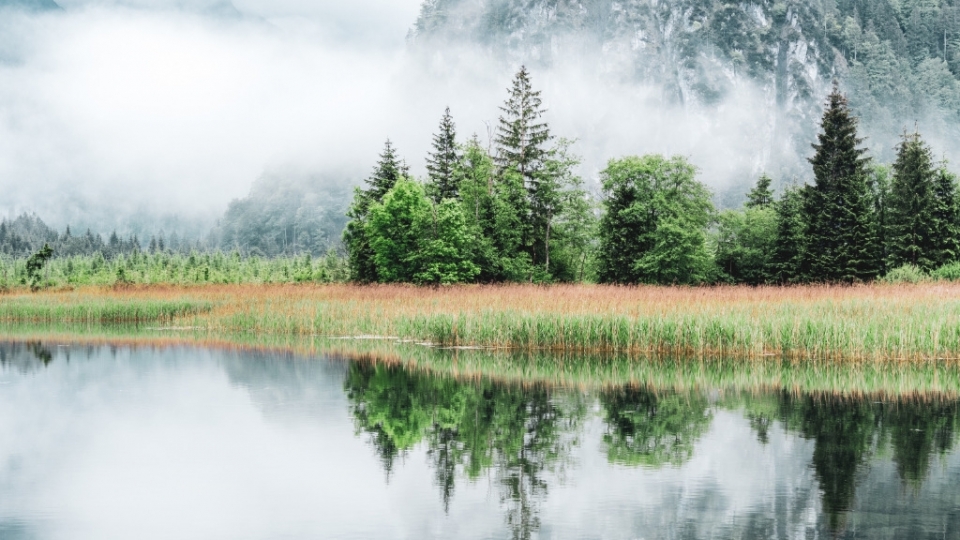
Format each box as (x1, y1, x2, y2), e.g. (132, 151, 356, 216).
(931, 261, 960, 281)
(597, 155, 714, 285)
(367, 178, 479, 284)
(24, 243, 53, 290)
(714, 206, 777, 285)
(744, 173, 774, 208)
(345, 140, 410, 283)
(881, 264, 929, 284)
(804, 86, 879, 283)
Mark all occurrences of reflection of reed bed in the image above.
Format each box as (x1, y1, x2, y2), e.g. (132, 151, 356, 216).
(3, 283, 960, 361)
(3, 323, 960, 398)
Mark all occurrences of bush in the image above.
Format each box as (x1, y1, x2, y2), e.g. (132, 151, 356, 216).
(930, 261, 960, 281)
(881, 264, 928, 284)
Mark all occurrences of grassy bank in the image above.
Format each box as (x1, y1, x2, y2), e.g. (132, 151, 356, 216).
(2, 283, 960, 362)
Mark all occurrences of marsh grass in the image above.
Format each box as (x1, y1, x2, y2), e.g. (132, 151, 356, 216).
(2, 283, 960, 362)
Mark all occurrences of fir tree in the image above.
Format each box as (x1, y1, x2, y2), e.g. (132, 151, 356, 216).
(494, 66, 551, 183)
(745, 173, 774, 208)
(366, 140, 409, 202)
(887, 131, 937, 270)
(426, 107, 461, 203)
(769, 186, 806, 284)
(803, 86, 878, 282)
(930, 164, 960, 266)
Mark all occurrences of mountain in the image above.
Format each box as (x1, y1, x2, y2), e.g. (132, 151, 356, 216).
(0, 0, 61, 11)
(411, 0, 960, 190)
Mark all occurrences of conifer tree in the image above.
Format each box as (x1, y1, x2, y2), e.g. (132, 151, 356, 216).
(344, 140, 409, 283)
(887, 131, 937, 270)
(803, 86, 878, 282)
(745, 173, 774, 208)
(930, 164, 960, 267)
(426, 107, 461, 203)
(494, 66, 551, 184)
(769, 186, 806, 284)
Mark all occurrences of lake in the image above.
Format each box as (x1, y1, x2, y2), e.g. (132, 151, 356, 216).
(1, 341, 958, 539)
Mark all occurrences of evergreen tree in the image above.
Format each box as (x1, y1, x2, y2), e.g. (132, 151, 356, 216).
(426, 107, 461, 203)
(745, 173, 774, 208)
(493, 66, 552, 271)
(769, 186, 806, 284)
(344, 140, 410, 283)
(868, 165, 892, 276)
(931, 164, 960, 267)
(887, 131, 937, 270)
(803, 86, 879, 282)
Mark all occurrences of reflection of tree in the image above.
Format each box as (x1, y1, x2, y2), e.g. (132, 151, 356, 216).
(0, 341, 54, 372)
(885, 400, 959, 486)
(778, 395, 878, 532)
(345, 362, 583, 540)
(599, 387, 712, 467)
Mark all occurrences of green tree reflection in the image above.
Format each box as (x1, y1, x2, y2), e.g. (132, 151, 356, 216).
(599, 386, 712, 467)
(884, 400, 960, 487)
(345, 362, 583, 540)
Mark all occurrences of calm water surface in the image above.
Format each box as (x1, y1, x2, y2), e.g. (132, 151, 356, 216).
(1, 341, 959, 540)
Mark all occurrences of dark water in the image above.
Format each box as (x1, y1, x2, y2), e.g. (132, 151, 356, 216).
(1, 342, 959, 540)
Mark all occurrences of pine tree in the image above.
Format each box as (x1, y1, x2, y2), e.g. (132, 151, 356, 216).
(887, 131, 937, 270)
(426, 107, 461, 203)
(930, 164, 960, 266)
(344, 140, 410, 282)
(745, 173, 774, 208)
(803, 86, 879, 282)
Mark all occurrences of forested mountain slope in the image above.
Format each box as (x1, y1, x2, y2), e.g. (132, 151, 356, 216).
(412, 0, 960, 165)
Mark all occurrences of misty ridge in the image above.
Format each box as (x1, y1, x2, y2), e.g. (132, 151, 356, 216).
(2, 0, 960, 257)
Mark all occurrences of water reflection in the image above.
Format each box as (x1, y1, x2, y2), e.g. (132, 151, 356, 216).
(2, 341, 960, 539)
(345, 362, 584, 539)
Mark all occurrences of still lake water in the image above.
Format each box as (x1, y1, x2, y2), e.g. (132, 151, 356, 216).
(1, 341, 959, 540)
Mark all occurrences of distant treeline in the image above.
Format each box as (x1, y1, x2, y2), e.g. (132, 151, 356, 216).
(0, 213, 204, 259)
(346, 67, 960, 285)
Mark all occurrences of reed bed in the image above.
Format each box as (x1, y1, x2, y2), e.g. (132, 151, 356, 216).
(2, 282, 960, 362)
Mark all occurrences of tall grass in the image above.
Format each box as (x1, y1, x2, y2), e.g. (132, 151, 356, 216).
(3, 283, 960, 362)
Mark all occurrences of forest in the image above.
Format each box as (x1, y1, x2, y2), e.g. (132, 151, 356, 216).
(5, 66, 960, 288)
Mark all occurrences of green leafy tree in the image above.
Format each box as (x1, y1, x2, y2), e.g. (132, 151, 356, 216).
(887, 131, 938, 270)
(367, 178, 479, 284)
(803, 86, 879, 282)
(714, 206, 777, 285)
(426, 107, 462, 203)
(597, 155, 714, 285)
(344, 140, 409, 282)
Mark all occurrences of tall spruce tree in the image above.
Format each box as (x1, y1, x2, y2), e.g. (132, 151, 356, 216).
(887, 131, 937, 270)
(344, 140, 410, 282)
(426, 107, 461, 203)
(930, 164, 960, 267)
(745, 173, 774, 208)
(493, 66, 553, 273)
(803, 86, 879, 282)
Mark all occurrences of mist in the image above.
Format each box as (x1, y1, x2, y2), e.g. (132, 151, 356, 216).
(0, 0, 925, 237)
